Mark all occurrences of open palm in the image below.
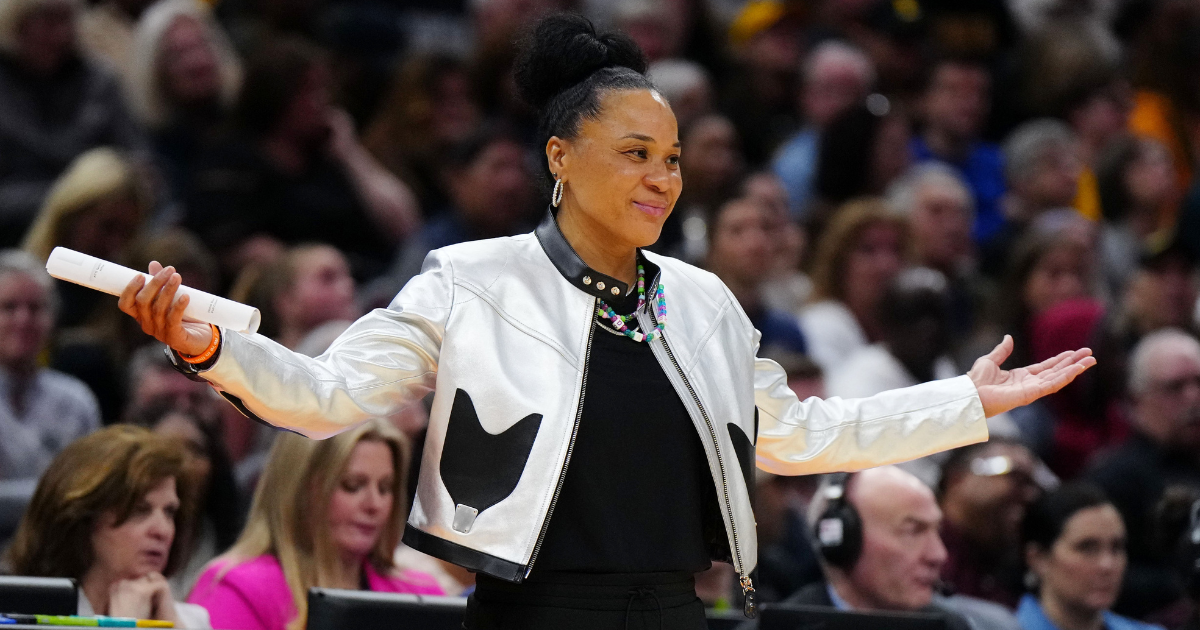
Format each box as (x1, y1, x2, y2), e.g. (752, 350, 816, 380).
(968, 335, 1097, 417)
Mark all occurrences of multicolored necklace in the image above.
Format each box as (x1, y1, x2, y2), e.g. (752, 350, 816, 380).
(596, 264, 666, 343)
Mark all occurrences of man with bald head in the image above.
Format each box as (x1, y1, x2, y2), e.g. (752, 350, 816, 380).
(755, 467, 1018, 630)
(1086, 329, 1200, 618)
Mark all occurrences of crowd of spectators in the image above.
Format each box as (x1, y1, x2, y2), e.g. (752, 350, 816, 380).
(2, 0, 1200, 627)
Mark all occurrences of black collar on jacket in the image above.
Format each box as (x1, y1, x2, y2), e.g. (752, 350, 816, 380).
(536, 208, 662, 305)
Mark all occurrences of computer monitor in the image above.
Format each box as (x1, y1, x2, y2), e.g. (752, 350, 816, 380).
(306, 588, 466, 630)
(0, 576, 78, 616)
(759, 603, 951, 630)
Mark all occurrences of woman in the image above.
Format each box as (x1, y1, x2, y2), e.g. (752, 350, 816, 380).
(120, 14, 1094, 629)
(234, 244, 359, 350)
(127, 0, 242, 202)
(1095, 136, 1178, 297)
(7, 425, 210, 628)
(128, 401, 243, 594)
(799, 198, 907, 372)
(186, 419, 442, 630)
(23, 147, 152, 420)
(805, 100, 912, 240)
(1018, 483, 1163, 630)
(0, 250, 100, 480)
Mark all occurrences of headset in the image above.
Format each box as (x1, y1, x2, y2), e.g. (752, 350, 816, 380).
(813, 472, 863, 570)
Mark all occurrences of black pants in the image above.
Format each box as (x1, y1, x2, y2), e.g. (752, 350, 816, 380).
(463, 571, 708, 630)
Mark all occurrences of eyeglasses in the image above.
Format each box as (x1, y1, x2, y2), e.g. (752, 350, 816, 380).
(970, 455, 1036, 484)
(1149, 374, 1200, 397)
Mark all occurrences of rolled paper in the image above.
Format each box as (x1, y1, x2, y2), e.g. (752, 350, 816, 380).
(46, 247, 261, 334)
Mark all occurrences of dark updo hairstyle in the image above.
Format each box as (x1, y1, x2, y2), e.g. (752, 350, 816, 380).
(1021, 482, 1115, 557)
(513, 13, 655, 183)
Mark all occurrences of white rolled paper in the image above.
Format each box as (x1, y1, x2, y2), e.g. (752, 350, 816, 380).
(46, 247, 261, 333)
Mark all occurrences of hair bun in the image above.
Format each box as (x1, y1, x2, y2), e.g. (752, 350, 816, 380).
(514, 13, 648, 111)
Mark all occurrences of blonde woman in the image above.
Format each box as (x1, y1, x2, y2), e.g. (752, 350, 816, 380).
(22, 147, 149, 265)
(22, 147, 151, 420)
(187, 419, 442, 630)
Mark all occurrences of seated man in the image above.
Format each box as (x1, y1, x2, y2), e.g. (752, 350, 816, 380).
(937, 439, 1045, 608)
(1086, 329, 1200, 618)
(755, 466, 1019, 630)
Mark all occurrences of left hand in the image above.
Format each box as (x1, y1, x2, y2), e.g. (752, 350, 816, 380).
(968, 335, 1096, 417)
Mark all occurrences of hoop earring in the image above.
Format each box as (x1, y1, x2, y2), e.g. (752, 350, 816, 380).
(552, 177, 564, 208)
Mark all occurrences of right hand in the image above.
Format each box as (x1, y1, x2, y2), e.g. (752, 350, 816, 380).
(108, 572, 180, 623)
(118, 261, 213, 357)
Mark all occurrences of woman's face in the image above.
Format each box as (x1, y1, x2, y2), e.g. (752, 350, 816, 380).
(843, 221, 905, 308)
(0, 272, 52, 368)
(153, 414, 212, 501)
(1032, 504, 1126, 615)
(279, 247, 357, 332)
(1125, 141, 1176, 211)
(63, 194, 142, 260)
(327, 440, 395, 561)
(550, 88, 682, 250)
(158, 17, 221, 108)
(90, 477, 179, 580)
(1023, 244, 1090, 316)
(680, 114, 743, 198)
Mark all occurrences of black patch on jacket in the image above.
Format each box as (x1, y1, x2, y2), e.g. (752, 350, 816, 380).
(440, 389, 543, 514)
(728, 421, 756, 494)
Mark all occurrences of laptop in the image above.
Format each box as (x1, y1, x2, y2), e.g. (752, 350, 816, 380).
(306, 588, 466, 630)
(759, 603, 951, 630)
(0, 576, 78, 616)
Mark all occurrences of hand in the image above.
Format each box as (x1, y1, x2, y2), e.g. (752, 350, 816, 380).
(108, 573, 179, 623)
(118, 261, 213, 356)
(326, 108, 359, 163)
(968, 335, 1097, 417)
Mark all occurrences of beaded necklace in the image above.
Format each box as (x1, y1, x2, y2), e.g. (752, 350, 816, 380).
(596, 264, 666, 343)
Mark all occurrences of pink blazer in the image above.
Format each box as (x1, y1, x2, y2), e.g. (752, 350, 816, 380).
(187, 555, 444, 630)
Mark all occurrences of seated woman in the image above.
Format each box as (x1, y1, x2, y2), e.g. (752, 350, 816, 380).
(187, 418, 442, 630)
(7, 425, 210, 628)
(1018, 483, 1163, 630)
(799, 198, 908, 372)
(127, 399, 243, 596)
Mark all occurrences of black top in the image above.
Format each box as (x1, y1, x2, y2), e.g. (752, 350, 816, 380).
(532, 280, 722, 574)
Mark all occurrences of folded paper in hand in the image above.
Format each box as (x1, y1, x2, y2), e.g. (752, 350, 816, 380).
(46, 247, 261, 333)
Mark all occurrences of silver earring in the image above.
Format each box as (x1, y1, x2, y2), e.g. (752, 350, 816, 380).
(552, 177, 564, 208)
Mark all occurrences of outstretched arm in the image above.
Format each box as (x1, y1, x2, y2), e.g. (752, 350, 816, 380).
(968, 335, 1095, 417)
(118, 256, 453, 439)
(754, 335, 1095, 476)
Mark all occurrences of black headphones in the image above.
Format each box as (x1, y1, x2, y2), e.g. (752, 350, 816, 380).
(813, 472, 863, 570)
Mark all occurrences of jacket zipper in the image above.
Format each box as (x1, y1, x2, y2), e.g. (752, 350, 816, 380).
(653, 314, 757, 618)
(524, 297, 596, 579)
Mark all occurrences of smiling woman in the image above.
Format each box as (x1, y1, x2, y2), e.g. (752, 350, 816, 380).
(6, 424, 211, 628)
(117, 11, 1095, 630)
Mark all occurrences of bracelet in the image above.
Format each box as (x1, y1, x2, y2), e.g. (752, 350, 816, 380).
(180, 325, 221, 364)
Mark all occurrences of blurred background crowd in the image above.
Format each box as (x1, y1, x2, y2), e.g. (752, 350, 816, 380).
(2, 0, 1200, 627)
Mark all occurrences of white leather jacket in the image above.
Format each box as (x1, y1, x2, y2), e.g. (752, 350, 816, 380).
(184, 211, 989, 616)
